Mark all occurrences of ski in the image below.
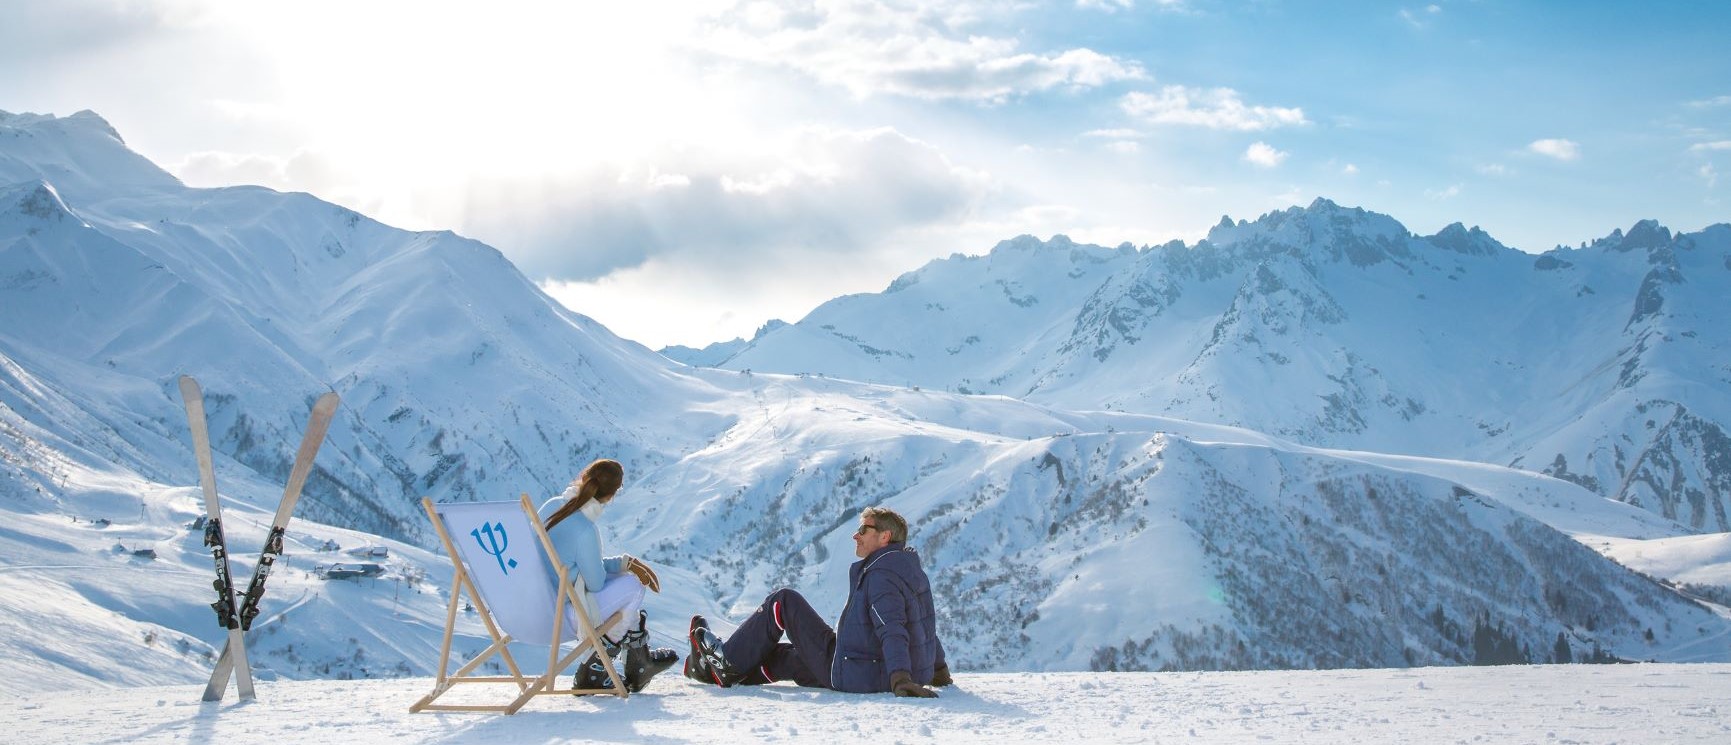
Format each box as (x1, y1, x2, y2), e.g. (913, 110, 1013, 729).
(240, 390, 338, 630)
(179, 375, 255, 702)
(204, 389, 340, 698)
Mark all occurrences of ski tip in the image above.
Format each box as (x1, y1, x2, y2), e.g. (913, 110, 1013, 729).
(178, 376, 203, 402)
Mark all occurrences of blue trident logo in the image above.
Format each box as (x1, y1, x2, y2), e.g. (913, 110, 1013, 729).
(470, 522, 518, 575)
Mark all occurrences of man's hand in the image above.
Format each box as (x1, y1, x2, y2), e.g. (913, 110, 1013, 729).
(929, 662, 952, 687)
(622, 555, 660, 593)
(890, 670, 938, 698)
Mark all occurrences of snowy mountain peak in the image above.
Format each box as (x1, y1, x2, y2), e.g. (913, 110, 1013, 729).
(0, 109, 120, 139)
(993, 233, 1080, 254)
(1202, 198, 1415, 268)
(1592, 219, 1677, 254)
(1305, 196, 1347, 212)
(1620, 219, 1673, 251)
(1427, 222, 1507, 256)
(0, 109, 182, 196)
(61, 109, 127, 143)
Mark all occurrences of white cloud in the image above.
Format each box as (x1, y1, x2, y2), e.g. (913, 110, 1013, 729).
(695, 1, 1146, 101)
(1121, 86, 1308, 131)
(1106, 140, 1141, 155)
(1476, 163, 1508, 176)
(1528, 138, 1581, 161)
(173, 148, 399, 219)
(1400, 5, 1442, 29)
(1243, 141, 1288, 168)
(646, 172, 693, 190)
(455, 126, 990, 284)
(1689, 141, 1731, 152)
(176, 150, 316, 191)
(1083, 128, 1142, 139)
(1077, 0, 1187, 11)
(1342, 163, 1359, 175)
(1425, 184, 1462, 200)
(1686, 95, 1731, 108)
(1702, 164, 1719, 189)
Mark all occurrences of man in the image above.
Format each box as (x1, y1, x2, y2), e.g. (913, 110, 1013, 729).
(685, 507, 952, 697)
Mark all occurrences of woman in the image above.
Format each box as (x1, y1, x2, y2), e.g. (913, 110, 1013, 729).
(539, 458, 678, 692)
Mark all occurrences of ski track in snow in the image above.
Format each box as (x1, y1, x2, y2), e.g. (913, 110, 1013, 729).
(5, 665, 1729, 744)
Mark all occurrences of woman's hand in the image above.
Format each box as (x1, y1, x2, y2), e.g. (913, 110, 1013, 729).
(622, 554, 660, 592)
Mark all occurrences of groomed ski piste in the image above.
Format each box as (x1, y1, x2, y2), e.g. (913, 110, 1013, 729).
(5, 664, 1729, 743)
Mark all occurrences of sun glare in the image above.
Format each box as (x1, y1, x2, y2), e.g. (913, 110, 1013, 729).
(209, 2, 709, 178)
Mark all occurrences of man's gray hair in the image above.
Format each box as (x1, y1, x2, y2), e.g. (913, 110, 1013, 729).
(861, 507, 909, 543)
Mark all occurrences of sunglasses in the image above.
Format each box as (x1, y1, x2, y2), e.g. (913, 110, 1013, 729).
(853, 523, 880, 536)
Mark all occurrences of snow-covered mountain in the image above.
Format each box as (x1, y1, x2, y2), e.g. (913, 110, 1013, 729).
(692, 201, 1731, 532)
(2, 110, 1727, 695)
(0, 110, 723, 542)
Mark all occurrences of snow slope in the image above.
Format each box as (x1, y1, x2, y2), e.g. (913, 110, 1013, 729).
(6, 665, 1730, 744)
(609, 389, 1728, 673)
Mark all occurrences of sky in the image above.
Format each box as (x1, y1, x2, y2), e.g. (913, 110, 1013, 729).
(2, 1, 1729, 349)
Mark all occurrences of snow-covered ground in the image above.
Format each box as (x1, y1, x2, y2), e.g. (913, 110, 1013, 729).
(6, 664, 1728, 744)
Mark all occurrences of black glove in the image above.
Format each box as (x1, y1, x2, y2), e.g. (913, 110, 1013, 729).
(890, 670, 938, 698)
(929, 662, 952, 687)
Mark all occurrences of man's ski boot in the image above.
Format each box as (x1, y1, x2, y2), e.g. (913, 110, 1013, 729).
(684, 614, 742, 687)
(620, 610, 679, 693)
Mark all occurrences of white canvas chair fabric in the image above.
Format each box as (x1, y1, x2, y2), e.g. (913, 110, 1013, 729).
(410, 494, 628, 714)
(440, 499, 583, 643)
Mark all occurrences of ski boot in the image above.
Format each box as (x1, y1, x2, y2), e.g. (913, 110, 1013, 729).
(685, 614, 742, 687)
(572, 651, 618, 691)
(620, 610, 679, 692)
(572, 634, 623, 691)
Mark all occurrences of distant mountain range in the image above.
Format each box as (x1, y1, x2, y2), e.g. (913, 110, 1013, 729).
(2, 110, 1726, 692)
(668, 200, 1731, 533)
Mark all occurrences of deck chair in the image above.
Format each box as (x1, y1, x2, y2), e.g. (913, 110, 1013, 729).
(410, 494, 628, 714)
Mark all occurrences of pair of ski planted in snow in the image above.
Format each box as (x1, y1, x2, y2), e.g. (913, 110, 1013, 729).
(179, 375, 339, 702)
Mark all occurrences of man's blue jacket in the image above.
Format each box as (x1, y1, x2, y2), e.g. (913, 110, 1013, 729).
(829, 543, 946, 693)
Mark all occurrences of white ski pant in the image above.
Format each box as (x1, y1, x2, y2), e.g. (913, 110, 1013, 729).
(583, 574, 645, 639)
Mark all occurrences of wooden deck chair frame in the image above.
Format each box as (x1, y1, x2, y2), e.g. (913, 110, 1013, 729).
(410, 494, 628, 714)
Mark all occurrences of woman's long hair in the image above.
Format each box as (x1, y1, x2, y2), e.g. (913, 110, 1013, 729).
(544, 458, 624, 531)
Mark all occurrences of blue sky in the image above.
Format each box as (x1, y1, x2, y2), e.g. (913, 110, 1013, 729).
(2, 1, 1728, 347)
